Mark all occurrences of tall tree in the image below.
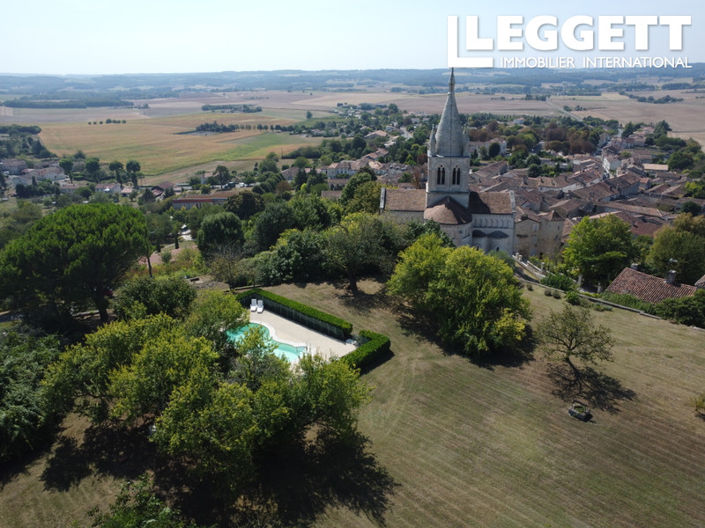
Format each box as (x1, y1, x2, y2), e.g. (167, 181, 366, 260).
(340, 170, 376, 205)
(563, 215, 638, 288)
(648, 214, 705, 285)
(126, 160, 141, 187)
(213, 165, 230, 186)
(0, 203, 149, 323)
(225, 191, 264, 220)
(59, 158, 73, 183)
(85, 158, 101, 181)
(108, 160, 124, 184)
(389, 235, 529, 357)
(196, 211, 244, 257)
(326, 213, 387, 293)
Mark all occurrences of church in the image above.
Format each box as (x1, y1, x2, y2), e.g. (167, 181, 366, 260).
(380, 69, 515, 253)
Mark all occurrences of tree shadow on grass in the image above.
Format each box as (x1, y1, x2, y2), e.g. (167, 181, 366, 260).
(41, 423, 157, 491)
(159, 431, 398, 528)
(334, 282, 388, 313)
(396, 309, 535, 370)
(547, 363, 636, 414)
(252, 430, 397, 527)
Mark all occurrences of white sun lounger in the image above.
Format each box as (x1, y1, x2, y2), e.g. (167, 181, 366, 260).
(256, 299, 264, 313)
(250, 298, 257, 312)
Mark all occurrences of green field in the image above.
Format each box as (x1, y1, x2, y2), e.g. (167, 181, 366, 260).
(1, 281, 704, 527)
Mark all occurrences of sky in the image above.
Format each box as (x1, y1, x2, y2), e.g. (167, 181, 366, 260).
(1, 0, 703, 74)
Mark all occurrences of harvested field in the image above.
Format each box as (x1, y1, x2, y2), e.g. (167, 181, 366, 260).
(38, 112, 320, 176)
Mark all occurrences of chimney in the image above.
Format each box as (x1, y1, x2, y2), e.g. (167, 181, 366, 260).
(630, 263, 639, 271)
(666, 270, 677, 285)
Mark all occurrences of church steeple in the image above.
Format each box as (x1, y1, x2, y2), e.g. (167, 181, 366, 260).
(426, 69, 471, 209)
(433, 68, 466, 157)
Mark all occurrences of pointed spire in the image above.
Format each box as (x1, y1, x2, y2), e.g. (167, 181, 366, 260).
(434, 68, 466, 157)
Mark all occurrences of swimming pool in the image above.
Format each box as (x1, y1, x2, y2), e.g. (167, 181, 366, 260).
(227, 322, 307, 363)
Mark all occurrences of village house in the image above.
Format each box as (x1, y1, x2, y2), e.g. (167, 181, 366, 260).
(514, 207, 564, 259)
(606, 267, 698, 303)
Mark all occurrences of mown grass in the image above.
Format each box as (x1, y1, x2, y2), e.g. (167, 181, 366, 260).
(1, 280, 704, 527)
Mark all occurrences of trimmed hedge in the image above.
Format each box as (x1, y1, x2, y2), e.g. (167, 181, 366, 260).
(236, 288, 353, 339)
(342, 330, 391, 371)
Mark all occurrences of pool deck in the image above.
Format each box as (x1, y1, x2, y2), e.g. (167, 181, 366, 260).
(249, 309, 357, 362)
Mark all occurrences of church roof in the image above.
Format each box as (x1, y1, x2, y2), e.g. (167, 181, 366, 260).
(434, 69, 466, 157)
(468, 191, 514, 215)
(424, 196, 472, 225)
(383, 188, 425, 211)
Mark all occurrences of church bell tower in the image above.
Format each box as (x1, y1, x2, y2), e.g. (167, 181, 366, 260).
(426, 68, 471, 208)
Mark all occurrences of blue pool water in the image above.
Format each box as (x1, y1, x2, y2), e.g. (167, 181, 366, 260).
(227, 322, 307, 363)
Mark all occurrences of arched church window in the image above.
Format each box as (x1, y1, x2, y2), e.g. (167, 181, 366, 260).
(440, 167, 446, 185)
(437, 167, 442, 184)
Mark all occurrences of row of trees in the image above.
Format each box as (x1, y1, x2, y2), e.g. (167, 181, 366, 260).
(58, 156, 141, 185)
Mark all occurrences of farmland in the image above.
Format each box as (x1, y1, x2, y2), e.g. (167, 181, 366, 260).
(2, 84, 703, 182)
(2, 281, 704, 527)
(36, 111, 322, 178)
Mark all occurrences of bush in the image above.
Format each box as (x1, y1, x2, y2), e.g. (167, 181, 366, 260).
(694, 393, 705, 416)
(565, 291, 582, 306)
(236, 288, 352, 338)
(540, 272, 576, 291)
(601, 292, 656, 313)
(551, 290, 562, 299)
(342, 330, 391, 371)
(655, 290, 705, 328)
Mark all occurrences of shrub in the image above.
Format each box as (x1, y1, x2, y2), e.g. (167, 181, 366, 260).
(565, 291, 582, 306)
(601, 292, 656, 313)
(236, 288, 352, 338)
(541, 272, 576, 291)
(694, 393, 705, 416)
(551, 290, 562, 299)
(654, 290, 705, 329)
(342, 330, 391, 371)
(544, 288, 553, 297)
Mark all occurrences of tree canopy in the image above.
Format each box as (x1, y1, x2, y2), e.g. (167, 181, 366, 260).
(196, 211, 244, 258)
(648, 214, 705, 285)
(537, 304, 614, 378)
(388, 233, 530, 357)
(0, 203, 149, 324)
(562, 215, 638, 288)
(113, 276, 197, 320)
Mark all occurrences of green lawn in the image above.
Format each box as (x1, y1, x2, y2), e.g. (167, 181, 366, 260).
(1, 281, 704, 527)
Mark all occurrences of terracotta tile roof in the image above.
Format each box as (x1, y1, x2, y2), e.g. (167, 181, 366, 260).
(424, 197, 472, 225)
(606, 267, 697, 304)
(383, 188, 426, 211)
(468, 191, 513, 214)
